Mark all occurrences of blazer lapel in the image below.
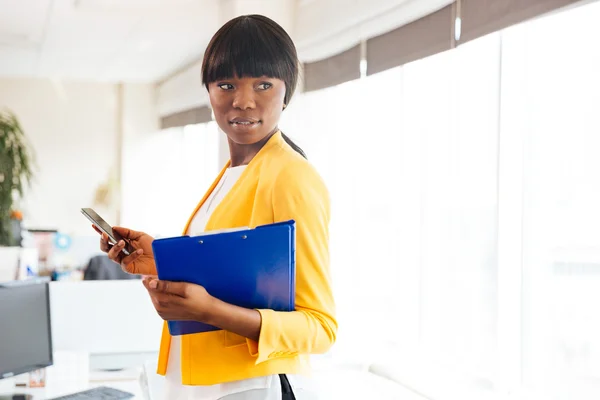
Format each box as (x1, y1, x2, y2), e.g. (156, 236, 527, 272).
(203, 131, 284, 231)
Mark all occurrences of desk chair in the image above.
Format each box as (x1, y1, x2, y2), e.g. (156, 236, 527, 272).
(83, 255, 140, 280)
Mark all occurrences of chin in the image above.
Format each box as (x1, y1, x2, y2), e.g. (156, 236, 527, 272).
(224, 123, 275, 145)
(223, 130, 259, 145)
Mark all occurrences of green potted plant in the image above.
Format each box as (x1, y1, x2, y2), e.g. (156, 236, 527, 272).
(0, 110, 35, 246)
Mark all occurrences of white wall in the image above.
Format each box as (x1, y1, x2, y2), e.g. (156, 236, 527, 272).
(0, 78, 118, 235)
(121, 83, 160, 229)
(156, 61, 208, 117)
(0, 78, 157, 238)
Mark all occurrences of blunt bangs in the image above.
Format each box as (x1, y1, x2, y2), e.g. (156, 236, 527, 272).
(202, 15, 298, 104)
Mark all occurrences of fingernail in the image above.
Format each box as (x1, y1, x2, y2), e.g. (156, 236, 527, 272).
(149, 280, 157, 289)
(137, 249, 143, 255)
(119, 240, 124, 246)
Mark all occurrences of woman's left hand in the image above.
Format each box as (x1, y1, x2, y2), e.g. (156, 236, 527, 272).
(142, 276, 215, 322)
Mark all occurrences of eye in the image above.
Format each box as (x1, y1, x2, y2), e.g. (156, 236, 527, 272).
(257, 82, 273, 90)
(217, 83, 234, 90)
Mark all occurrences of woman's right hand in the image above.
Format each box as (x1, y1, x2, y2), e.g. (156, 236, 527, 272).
(93, 225, 157, 275)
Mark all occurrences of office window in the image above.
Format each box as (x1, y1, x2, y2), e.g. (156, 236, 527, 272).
(281, 32, 501, 386)
(121, 122, 220, 237)
(403, 33, 501, 384)
(502, 2, 600, 398)
(283, 2, 600, 396)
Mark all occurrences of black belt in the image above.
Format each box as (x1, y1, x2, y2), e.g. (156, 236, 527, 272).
(279, 374, 296, 400)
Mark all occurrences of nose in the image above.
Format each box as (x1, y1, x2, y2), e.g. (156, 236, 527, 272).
(232, 86, 256, 110)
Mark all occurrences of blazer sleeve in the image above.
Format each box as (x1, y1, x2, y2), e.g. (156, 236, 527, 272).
(246, 162, 337, 365)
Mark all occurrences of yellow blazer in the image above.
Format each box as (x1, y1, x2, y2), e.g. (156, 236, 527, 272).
(156, 131, 337, 385)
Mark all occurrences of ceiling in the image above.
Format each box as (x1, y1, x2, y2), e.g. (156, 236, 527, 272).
(0, 0, 452, 84)
(0, 0, 221, 82)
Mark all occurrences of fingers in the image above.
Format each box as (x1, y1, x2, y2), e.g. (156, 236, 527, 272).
(145, 279, 187, 298)
(91, 224, 102, 235)
(142, 276, 152, 290)
(107, 239, 126, 263)
(143, 286, 170, 312)
(113, 226, 143, 241)
(119, 249, 144, 274)
(142, 276, 158, 291)
(95, 227, 112, 255)
(121, 248, 143, 264)
(159, 280, 188, 297)
(99, 233, 111, 253)
(142, 277, 181, 318)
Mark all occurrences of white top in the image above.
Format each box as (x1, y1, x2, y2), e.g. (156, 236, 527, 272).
(164, 165, 283, 400)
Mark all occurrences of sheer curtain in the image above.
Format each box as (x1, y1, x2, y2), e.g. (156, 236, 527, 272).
(281, 32, 500, 386)
(282, 2, 600, 397)
(403, 34, 500, 384)
(502, 2, 600, 399)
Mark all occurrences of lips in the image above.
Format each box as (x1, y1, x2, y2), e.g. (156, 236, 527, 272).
(229, 117, 260, 126)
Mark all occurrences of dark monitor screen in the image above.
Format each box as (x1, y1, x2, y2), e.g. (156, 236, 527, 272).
(0, 279, 53, 379)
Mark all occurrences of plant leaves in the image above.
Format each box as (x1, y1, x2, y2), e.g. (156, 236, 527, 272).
(0, 109, 35, 245)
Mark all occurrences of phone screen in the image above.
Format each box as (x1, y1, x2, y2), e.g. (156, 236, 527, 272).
(81, 208, 132, 255)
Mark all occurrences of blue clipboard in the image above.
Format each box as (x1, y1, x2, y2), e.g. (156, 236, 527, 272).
(151, 220, 296, 336)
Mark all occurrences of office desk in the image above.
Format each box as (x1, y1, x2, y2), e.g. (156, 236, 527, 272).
(1, 354, 146, 400)
(15, 379, 143, 399)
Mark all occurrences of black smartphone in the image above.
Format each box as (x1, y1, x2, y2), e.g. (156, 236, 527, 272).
(81, 208, 134, 255)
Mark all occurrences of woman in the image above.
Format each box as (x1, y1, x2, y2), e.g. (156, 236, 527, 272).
(96, 14, 336, 400)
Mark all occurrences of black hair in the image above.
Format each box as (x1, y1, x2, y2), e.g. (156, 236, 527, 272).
(201, 14, 306, 159)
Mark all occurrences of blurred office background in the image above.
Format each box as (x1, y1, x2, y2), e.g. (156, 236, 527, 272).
(1, 0, 599, 399)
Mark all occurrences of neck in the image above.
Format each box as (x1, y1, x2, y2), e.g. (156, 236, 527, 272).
(228, 128, 278, 167)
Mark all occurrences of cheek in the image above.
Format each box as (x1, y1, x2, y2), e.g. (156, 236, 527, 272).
(276, 86, 286, 106)
(265, 89, 286, 118)
(209, 93, 228, 117)
(266, 102, 283, 120)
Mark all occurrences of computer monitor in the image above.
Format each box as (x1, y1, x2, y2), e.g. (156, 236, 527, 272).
(0, 278, 53, 380)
